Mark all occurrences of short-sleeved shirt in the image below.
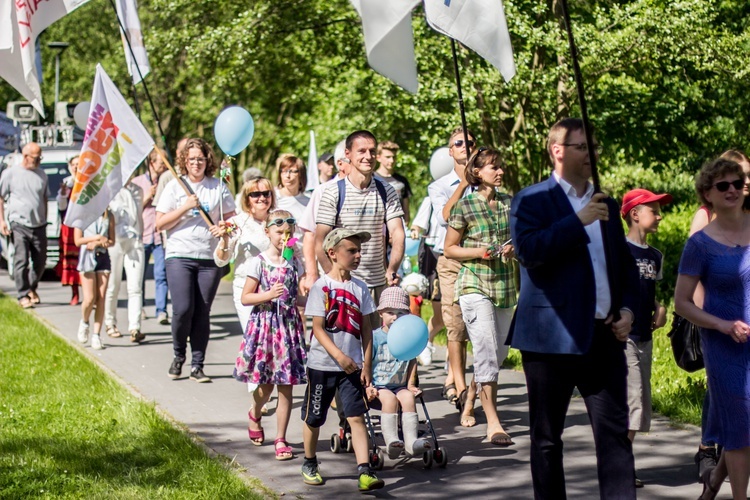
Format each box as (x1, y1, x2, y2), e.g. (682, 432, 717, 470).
(448, 191, 517, 308)
(131, 173, 162, 245)
(299, 177, 339, 233)
(375, 172, 412, 203)
(305, 275, 376, 371)
(0, 165, 48, 228)
(316, 176, 404, 287)
(372, 328, 410, 389)
(627, 240, 663, 342)
(155, 176, 235, 260)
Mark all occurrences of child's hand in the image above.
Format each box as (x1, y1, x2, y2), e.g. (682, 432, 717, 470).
(366, 386, 379, 401)
(267, 282, 284, 300)
(336, 354, 358, 374)
(408, 385, 422, 398)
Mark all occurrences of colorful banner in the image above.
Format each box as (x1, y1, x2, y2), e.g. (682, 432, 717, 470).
(0, 0, 90, 116)
(64, 64, 154, 230)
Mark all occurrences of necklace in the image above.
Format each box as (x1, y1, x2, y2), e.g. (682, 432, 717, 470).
(717, 218, 747, 248)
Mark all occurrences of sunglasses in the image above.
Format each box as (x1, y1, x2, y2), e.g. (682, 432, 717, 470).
(453, 139, 475, 148)
(713, 179, 744, 192)
(248, 190, 272, 199)
(267, 217, 296, 227)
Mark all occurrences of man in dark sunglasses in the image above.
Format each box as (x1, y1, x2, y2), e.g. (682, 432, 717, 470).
(427, 126, 477, 419)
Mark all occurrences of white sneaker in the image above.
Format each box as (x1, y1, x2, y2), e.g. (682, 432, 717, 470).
(91, 334, 104, 350)
(418, 342, 435, 366)
(77, 321, 90, 344)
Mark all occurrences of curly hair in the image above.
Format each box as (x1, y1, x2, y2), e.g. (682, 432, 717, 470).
(239, 176, 276, 214)
(696, 158, 743, 209)
(464, 147, 502, 187)
(275, 154, 307, 192)
(176, 138, 217, 177)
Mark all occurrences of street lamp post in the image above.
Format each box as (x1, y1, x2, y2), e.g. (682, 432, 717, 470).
(48, 41, 69, 123)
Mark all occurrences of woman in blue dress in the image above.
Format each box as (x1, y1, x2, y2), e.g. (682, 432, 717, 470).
(675, 157, 750, 500)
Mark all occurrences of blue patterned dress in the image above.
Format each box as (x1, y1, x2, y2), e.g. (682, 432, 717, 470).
(679, 230, 750, 450)
(233, 254, 307, 385)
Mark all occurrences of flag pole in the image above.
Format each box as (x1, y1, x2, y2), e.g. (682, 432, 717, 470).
(558, 0, 599, 191)
(450, 39, 472, 153)
(108, 0, 171, 163)
(153, 146, 215, 227)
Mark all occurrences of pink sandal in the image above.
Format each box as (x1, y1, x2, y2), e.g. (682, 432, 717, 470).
(274, 438, 294, 461)
(247, 411, 264, 446)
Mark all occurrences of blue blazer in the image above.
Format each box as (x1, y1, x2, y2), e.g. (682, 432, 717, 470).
(508, 176, 639, 355)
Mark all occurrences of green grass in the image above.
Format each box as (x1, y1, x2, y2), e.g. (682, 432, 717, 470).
(420, 298, 703, 427)
(0, 294, 271, 499)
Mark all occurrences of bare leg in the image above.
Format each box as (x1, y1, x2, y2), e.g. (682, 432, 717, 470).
(461, 377, 478, 427)
(275, 385, 293, 441)
(303, 423, 320, 458)
(92, 272, 110, 334)
(80, 272, 96, 323)
(449, 340, 467, 395)
(725, 447, 750, 500)
(428, 302, 444, 342)
(348, 415, 370, 465)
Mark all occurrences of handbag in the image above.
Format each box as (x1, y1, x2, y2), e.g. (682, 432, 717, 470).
(666, 312, 704, 372)
(77, 245, 97, 273)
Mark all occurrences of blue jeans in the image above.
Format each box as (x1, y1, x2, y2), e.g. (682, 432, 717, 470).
(143, 242, 168, 315)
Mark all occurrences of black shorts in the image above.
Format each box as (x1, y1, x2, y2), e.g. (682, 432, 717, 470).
(94, 250, 111, 272)
(417, 239, 441, 302)
(301, 368, 368, 428)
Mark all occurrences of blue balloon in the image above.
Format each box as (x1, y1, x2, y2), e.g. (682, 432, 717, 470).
(214, 106, 255, 156)
(404, 237, 420, 257)
(387, 314, 428, 361)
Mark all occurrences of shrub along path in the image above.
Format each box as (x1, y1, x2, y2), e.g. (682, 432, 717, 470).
(0, 271, 706, 499)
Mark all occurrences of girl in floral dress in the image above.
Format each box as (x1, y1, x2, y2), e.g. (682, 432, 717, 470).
(234, 209, 307, 460)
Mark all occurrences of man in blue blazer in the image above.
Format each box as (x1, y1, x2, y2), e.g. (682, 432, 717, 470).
(509, 118, 639, 499)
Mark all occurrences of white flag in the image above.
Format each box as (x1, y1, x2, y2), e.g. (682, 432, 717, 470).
(65, 64, 154, 230)
(306, 130, 320, 193)
(0, 0, 90, 116)
(350, 0, 420, 93)
(424, 0, 516, 82)
(115, 0, 151, 85)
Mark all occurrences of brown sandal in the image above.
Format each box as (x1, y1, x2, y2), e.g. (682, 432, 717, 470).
(106, 325, 123, 338)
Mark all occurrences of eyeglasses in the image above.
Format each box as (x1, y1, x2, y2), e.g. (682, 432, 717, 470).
(713, 179, 744, 192)
(281, 169, 300, 176)
(561, 143, 602, 154)
(267, 217, 296, 227)
(452, 139, 475, 148)
(248, 190, 272, 199)
(187, 157, 207, 164)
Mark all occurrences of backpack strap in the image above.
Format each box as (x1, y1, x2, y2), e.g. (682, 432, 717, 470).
(336, 178, 346, 226)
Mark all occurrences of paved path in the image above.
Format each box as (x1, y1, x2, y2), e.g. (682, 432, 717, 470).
(1, 271, 710, 499)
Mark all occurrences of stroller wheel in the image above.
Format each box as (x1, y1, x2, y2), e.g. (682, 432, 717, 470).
(371, 448, 385, 470)
(345, 432, 354, 453)
(435, 446, 448, 468)
(330, 433, 342, 453)
(422, 449, 434, 469)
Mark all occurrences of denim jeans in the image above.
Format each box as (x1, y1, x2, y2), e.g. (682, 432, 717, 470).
(143, 242, 168, 315)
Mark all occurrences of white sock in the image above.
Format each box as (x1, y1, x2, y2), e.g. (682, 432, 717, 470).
(380, 413, 403, 459)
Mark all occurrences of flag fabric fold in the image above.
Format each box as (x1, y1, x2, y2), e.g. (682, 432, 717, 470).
(0, 0, 91, 116)
(115, 0, 151, 85)
(424, 0, 516, 82)
(65, 64, 154, 230)
(349, 0, 420, 93)
(306, 130, 320, 193)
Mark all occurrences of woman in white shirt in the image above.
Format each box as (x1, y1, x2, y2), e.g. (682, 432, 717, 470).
(274, 154, 309, 257)
(215, 176, 275, 331)
(155, 138, 236, 383)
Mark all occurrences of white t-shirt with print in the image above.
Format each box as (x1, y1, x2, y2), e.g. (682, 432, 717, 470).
(155, 176, 235, 260)
(304, 274, 376, 371)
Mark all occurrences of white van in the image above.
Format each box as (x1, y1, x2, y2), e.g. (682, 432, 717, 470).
(0, 147, 80, 278)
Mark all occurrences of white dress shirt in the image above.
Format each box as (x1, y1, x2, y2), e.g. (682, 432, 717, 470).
(552, 172, 611, 319)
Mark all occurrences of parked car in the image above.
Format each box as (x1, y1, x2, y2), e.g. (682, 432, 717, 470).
(0, 147, 80, 278)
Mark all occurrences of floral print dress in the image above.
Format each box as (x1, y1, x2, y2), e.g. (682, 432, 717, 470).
(234, 254, 307, 385)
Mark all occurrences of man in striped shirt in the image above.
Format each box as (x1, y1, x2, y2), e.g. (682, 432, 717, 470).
(315, 130, 405, 325)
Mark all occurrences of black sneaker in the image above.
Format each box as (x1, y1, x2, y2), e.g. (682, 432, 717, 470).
(190, 367, 211, 383)
(168, 358, 184, 379)
(695, 447, 718, 481)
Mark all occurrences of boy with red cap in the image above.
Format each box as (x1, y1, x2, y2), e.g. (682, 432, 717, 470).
(620, 188, 672, 488)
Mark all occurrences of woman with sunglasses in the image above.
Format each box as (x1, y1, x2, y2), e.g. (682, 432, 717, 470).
(443, 147, 517, 447)
(234, 209, 307, 460)
(155, 138, 236, 383)
(215, 177, 276, 332)
(675, 158, 750, 499)
(274, 154, 309, 258)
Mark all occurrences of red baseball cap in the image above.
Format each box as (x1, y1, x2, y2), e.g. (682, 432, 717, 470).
(621, 189, 673, 218)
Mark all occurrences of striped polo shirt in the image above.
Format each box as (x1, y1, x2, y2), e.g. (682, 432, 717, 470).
(316, 176, 404, 287)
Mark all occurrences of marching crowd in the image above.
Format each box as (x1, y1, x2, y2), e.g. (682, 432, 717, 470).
(1, 118, 749, 498)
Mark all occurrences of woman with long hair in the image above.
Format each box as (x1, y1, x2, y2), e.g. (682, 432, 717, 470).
(56, 155, 81, 305)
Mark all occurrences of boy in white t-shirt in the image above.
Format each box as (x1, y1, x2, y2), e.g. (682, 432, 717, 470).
(302, 228, 384, 492)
